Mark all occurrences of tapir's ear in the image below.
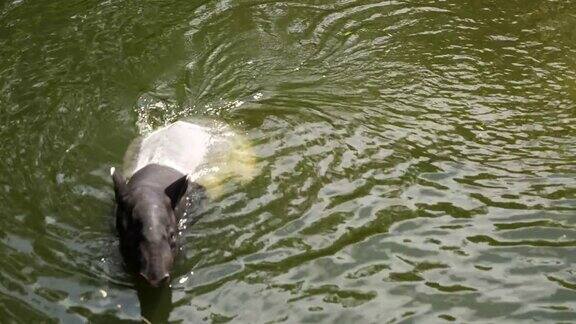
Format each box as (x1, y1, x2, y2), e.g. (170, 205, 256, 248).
(111, 167, 128, 203)
(165, 175, 188, 209)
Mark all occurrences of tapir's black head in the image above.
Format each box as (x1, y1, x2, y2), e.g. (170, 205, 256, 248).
(112, 168, 187, 287)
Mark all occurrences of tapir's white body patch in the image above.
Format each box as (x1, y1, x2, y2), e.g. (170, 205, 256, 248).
(125, 121, 211, 177)
(123, 120, 255, 197)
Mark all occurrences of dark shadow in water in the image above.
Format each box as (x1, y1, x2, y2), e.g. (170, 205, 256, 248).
(136, 280, 173, 324)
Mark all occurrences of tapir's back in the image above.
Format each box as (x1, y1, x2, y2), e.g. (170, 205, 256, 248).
(123, 119, 255, 196)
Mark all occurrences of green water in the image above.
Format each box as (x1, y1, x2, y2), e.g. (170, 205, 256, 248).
(1, 0, 575, 322)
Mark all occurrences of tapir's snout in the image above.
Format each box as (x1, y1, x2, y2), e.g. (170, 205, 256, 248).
(137, 236, 175, 288)
(140, 272, 170, 288)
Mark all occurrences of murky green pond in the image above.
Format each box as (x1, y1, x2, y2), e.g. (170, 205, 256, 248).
(1, 0, 575, 322)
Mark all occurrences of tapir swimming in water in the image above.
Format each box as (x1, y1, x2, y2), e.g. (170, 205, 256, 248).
(111, 119, 255, 287)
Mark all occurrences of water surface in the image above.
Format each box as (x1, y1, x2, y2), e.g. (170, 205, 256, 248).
(0, 0, 575, 322)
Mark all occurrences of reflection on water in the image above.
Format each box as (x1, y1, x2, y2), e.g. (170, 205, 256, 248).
(0, 0, 575, 322)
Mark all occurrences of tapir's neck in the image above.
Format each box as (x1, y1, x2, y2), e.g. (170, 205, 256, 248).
(127, 164, 185, 193)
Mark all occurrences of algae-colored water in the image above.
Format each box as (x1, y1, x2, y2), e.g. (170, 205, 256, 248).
(0, 0, 575, 322)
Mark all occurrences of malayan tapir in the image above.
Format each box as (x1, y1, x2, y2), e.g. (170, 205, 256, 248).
(111, 119, 255, 287)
